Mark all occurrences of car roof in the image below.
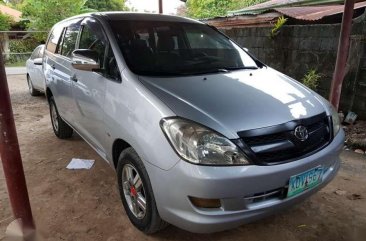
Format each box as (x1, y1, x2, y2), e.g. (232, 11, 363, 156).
(61, 12, 203, 25)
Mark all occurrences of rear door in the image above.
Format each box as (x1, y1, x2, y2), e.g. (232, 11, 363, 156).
(71, 17, 121, 157)
(44, 24, 67, 115)
(45, 19, 82, 123)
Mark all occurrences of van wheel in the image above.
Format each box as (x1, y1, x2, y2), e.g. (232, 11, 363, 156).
(49, 96, 73, 139)
(117, 147, 168, 234)
(27, 75, 40, 96)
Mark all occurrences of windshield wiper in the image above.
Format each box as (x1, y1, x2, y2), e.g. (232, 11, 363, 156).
(139, 67, 258, 77)
(178, 67, 259, 76)
(177, 68, 230, 76)
(224, 66, 259, 70)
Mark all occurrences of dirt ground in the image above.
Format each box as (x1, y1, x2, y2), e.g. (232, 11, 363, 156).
(1, 75, 366, 241)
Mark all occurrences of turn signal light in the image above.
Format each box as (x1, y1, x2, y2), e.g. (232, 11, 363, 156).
(189, 197, 221, 208)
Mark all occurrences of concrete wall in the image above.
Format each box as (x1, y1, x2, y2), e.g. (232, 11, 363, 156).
(220, 12, 366, 118)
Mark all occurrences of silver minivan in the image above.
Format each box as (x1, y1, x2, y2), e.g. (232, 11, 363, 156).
(44, 13, 344, 234)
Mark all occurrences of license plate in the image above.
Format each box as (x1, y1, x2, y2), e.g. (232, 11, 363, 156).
(287, 166, 324, 198)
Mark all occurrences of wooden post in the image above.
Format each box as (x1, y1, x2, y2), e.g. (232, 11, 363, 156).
(0, 41, 35, 231)
(159, 0, 163, 14)
(329, 0, 355, 110)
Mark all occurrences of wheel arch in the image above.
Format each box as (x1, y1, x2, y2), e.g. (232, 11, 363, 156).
(112, 138, 132, 169)
(46, 87, 53, 103)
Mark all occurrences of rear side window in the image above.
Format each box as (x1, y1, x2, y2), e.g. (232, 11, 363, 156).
(46, 25, 63, 53)
(30, 47, 40, 60)
(39, 46, 44, 57)
(46, 19, 82, 55)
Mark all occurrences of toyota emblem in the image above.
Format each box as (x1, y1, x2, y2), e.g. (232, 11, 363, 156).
(294, 125, 309, 141)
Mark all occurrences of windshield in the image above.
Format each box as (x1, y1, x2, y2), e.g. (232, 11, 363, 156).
(110, 20, 259, 76)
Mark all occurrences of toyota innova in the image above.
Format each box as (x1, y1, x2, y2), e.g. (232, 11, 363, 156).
(44, 13, 344, 234)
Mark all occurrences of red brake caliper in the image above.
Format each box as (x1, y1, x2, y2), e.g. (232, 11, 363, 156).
(130, 186, 137, 197)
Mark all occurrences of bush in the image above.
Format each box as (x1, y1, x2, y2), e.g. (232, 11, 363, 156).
(302, 69, 322, 91)
(0, 13, 13, 31)
(270, 16, 287, 39)
(5, 39, 40, 65)
(187, 0, 268, 19)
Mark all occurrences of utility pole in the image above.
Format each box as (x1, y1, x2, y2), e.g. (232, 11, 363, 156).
(0, 44, 35, 232)
(159, 0, 163, 14)
(329, 0, 355, 110)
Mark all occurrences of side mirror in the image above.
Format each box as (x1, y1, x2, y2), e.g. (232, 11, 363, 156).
(34, 58, 43, 65)
(71, 49, 100, 72)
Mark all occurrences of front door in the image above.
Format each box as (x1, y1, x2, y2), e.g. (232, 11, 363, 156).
(71, 18, 119, 157)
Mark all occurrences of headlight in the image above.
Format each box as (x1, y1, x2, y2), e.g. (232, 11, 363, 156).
(160, 118, 250, 166)
(330, 105, 340, 136)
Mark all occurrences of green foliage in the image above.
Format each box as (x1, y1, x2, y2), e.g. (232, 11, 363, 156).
(0, 12, 13, 31)
(84, 0, 128, 11)
(232, 0, 269, 9)
(187, 0, 234, 19)
(270, 16, 287, 38)
(9, 39, 39, 53)
(20, 0, 129, 41)
(5, 39, 40, 65)
(21, 0, 88, 41)
(186, 0, 268, 19)
(302, 69, 322, 91)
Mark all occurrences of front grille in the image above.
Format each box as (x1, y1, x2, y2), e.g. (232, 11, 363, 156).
(244, 132, 288, 146)
(238, 113, 331, 165)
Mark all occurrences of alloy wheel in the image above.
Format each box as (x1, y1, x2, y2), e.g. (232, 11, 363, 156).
(50, 103, 59, 132)
(122, 164, 147, 219)
(27, 77, 33, 94)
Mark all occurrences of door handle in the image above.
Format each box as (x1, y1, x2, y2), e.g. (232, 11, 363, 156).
(71, 75, 78, 82)
(51, 64, 56, 70)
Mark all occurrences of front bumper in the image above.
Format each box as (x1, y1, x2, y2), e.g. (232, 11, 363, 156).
(145, 130, 344, 233)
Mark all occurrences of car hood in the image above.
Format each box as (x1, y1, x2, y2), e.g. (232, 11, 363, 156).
(138, 68, 327, 139)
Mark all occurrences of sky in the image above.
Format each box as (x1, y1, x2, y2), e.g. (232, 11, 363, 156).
(127, 0, 185, 15)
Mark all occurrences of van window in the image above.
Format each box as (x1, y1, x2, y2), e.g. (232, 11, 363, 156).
(55, 28, 66, 55)
(110, 20, 258, 76)
(186, 29, 231, 49)
(30, 46, 40, 60)
(79, 25, 107, 66)
(39, 45, 44, 57)
(79, 19, 120, 81)
(46, 25, 64, 53)
(61, 25, 80, 58)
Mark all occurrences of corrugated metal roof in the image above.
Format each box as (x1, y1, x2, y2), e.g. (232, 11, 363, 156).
(229, 0, 345, 15)
(206, 1, 366, 27)
(274, 2, 366, 21)
(206, 12, 281, 28)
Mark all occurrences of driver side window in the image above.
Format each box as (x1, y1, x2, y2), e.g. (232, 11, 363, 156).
(79, 25, 106, 67)
(78, 21, 121, 82)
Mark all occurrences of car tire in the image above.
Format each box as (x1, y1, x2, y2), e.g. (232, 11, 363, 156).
(27, 75, 41, 96)
(49, 96, 73, 139)
(117, 147, 168, 234)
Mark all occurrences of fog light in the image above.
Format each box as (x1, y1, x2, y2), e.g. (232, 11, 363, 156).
(189, 197, 221, 208)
